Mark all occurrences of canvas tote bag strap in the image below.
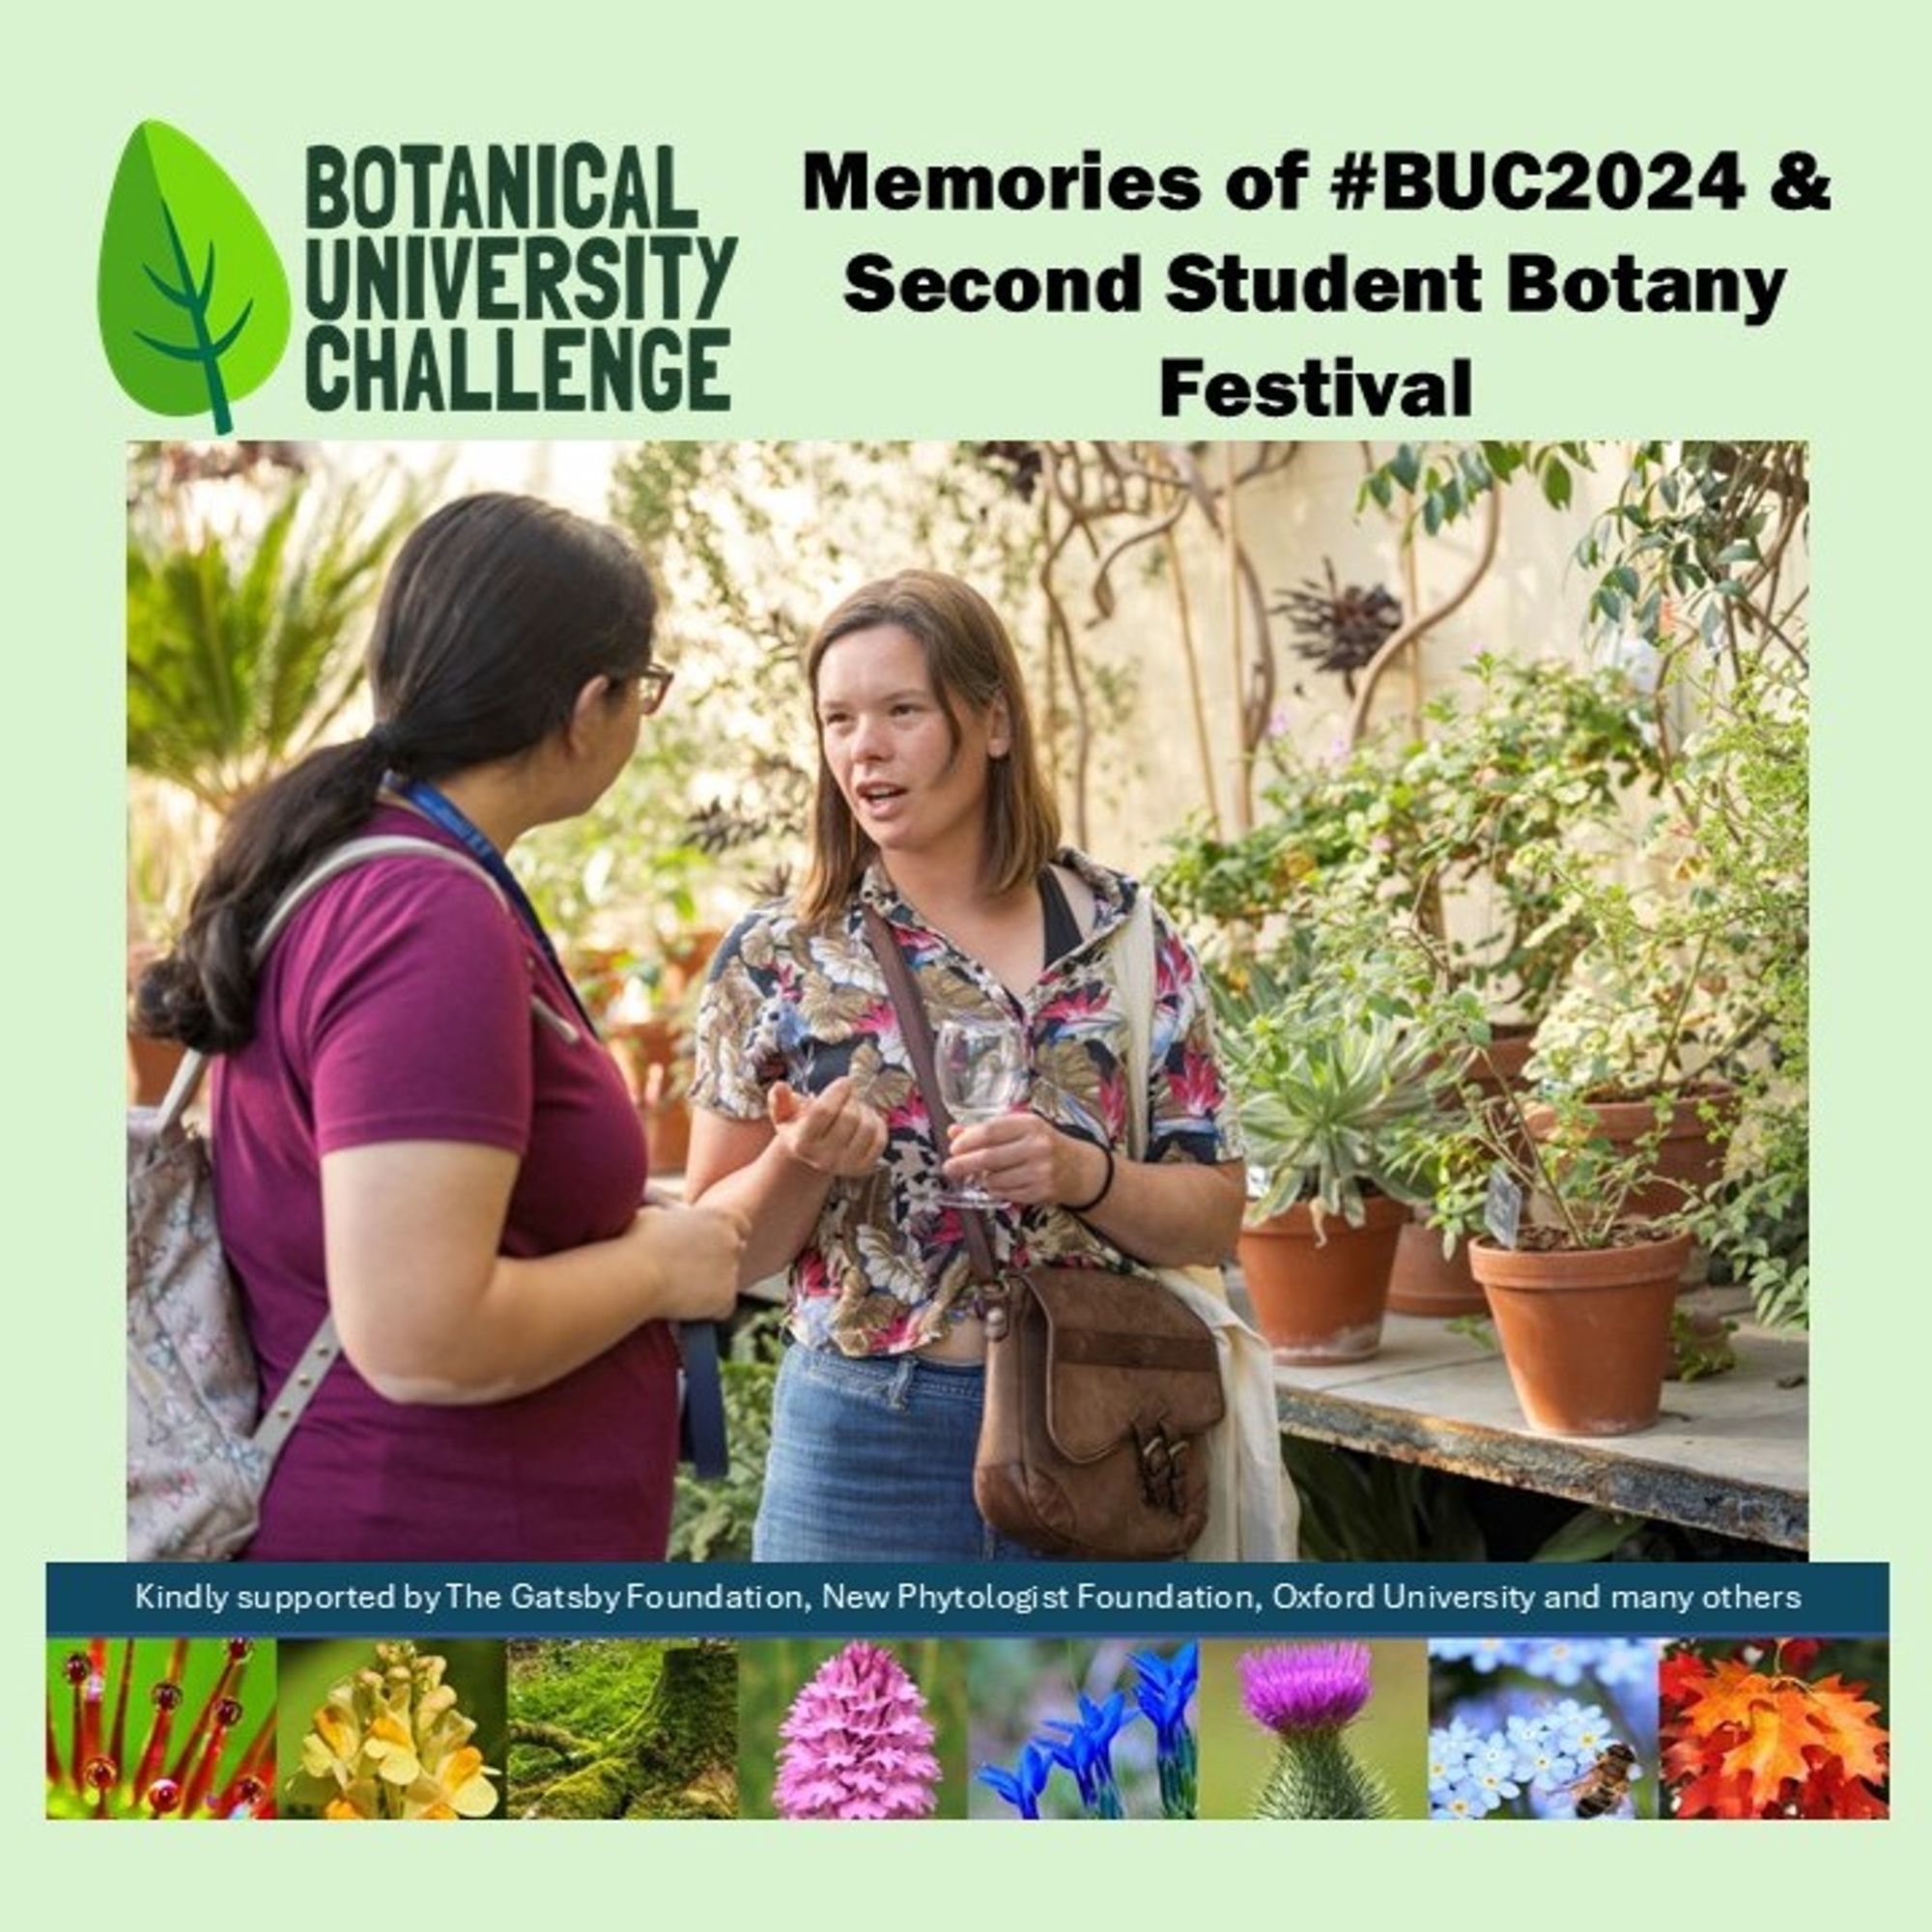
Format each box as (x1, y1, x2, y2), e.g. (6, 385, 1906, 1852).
(1109, 889, 1294, 1560)
(1113, 889, 1158, 1162)
(859, 904, 1004, 1289)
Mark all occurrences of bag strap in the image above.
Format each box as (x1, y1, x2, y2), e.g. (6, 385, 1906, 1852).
(859, 890, 1157, 1282)
(859, 905, 1004, 1289)
(1114, 890, 1158, 1162)
(146, 838, 508, 1455)
(250, 1323, 347, 1459)
(677, 1319, 728, 1480)
(153, 837, 510, 1134)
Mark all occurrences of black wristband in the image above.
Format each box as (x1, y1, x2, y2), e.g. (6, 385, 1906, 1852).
(1065, 1142, 1115, 1215)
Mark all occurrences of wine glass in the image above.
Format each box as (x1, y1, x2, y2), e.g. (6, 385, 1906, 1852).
(934, 1013, 1030, 1209)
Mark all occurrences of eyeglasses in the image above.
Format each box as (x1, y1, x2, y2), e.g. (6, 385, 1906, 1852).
(635, 663, 675, 716)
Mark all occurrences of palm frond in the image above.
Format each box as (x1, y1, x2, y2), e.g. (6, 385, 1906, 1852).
(128, 464, 436, 810)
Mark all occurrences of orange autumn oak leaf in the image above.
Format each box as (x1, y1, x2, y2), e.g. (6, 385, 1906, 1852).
(1658, 1649, 1708, 1710)
(1662, 1654, 1889, 1818)
(1800, 1676, 1889, 1789)
(1720, 1699, 1814, 1809)
(1677, 1657, 1776, 1736)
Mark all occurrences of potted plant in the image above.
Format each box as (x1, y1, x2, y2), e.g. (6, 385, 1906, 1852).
(1362, 437, 1808, 1331)
(571, 941, 707, 1176)
(1419, 970, 1700, 1438)
(1382, 656, 1660, 1310)
(126, 450, 431, 813)
(526, 784, 726, 1180)
(1158, 654, 1662, 1319)
(1215, 959, 1439, 1364)
(1522, 933, 1738, 1226)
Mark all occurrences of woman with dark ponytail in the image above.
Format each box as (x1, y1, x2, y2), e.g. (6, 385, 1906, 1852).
(138, 492, 745, 1560)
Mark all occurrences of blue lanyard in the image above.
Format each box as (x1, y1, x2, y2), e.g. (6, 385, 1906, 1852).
(392, 780, 597, 1035)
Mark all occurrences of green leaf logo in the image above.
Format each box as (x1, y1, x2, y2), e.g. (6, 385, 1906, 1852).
(99, 121, 291, 434)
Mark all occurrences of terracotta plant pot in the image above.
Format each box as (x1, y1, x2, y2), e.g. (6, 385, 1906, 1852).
(658, 927, 725, 1005)
(607, 1017, 693, 1175)
(1523, 1083, 1737, 1221)
(1471, 1024, 1535, 1094)
(1236, 1195, 1406, 1364)
(645, 1098, 693, 1174)
(1386, 1210, 1488, 1318)
(128, 1031, 186, 1107)
(1468, 1231, 1693, 1436)
(1389, 1024, 1535, 1319)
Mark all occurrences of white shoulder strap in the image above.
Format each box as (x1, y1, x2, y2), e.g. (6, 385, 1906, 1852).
(1115, 889, 1158, 1162)
(251, 835, 505, 961)
(154, 838, 506, 1133)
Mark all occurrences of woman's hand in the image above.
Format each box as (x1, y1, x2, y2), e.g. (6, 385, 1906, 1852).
(943, 1110, 1108, 1208)
(626, 1201, 749, 1321)
(768, 1075, 888, 1178)
(686, 1091, 878, 1289)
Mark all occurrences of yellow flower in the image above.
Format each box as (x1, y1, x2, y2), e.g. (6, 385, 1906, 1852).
(291, 1642, 499, 1821)
(298, 1690, 364, 1784)
(320, 1777, 383, 1820)
(363, 1712, 423, 1786)
(415, 1685, 459, 1735)
(403, 1746, 500, 1821)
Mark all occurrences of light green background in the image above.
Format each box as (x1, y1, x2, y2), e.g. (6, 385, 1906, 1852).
(7, 0, 1917, 1914)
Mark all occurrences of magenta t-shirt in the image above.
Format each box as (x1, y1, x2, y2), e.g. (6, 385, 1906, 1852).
(213, 808, 677, 1560)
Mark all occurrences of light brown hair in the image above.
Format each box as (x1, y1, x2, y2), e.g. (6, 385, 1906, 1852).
(797, 570, 1060, 923)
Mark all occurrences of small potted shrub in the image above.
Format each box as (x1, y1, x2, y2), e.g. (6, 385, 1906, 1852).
(1356, 437, 1807, 1331)
(1217, 963, 1438, 1364)
(1426, 983, 1700, 1437)
(1521, 922, 1738, 1226)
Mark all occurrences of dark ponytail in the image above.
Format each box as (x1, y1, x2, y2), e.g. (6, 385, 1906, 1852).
(136, 493, 658, 1053)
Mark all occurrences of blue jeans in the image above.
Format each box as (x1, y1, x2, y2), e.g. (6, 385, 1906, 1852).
(753, 1344, 1039, 1562)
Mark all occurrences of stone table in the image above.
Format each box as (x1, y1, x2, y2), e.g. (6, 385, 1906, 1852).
(1270, 1302, 1808, 1550)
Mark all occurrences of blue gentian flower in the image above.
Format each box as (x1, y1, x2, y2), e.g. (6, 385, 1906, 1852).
(1039, 1692, 1128, 1819)
(1129, 1643, 1200, 1820)
(1128, 1643, 1198, 1756)
(977, 1742, 1052, 1821)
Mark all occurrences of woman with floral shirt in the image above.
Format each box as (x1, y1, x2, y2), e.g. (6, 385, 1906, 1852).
(686, 570, 1245, 1560)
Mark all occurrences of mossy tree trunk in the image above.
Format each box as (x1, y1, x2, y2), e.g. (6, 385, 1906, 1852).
(515, 1642, 737, 1820)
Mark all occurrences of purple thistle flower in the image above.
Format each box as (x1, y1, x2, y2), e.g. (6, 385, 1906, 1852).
(1239, 1643, 1374, 1737)
(774, 1642, 941, 1821)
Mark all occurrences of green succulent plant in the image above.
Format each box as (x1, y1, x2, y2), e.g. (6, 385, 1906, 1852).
(1215, 960, 1441, 1230)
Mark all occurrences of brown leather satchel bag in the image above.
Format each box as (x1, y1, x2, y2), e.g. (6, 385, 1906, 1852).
(864, 906, 1225, 1560)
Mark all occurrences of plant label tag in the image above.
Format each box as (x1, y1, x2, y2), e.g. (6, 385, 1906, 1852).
(1484, 1169, 1523, 1249)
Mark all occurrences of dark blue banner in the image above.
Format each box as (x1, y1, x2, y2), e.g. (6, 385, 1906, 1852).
(47, 1561, 1886, 1639)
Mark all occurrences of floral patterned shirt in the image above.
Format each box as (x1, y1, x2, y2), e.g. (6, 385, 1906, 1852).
(690, 852, 1245, 1356)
